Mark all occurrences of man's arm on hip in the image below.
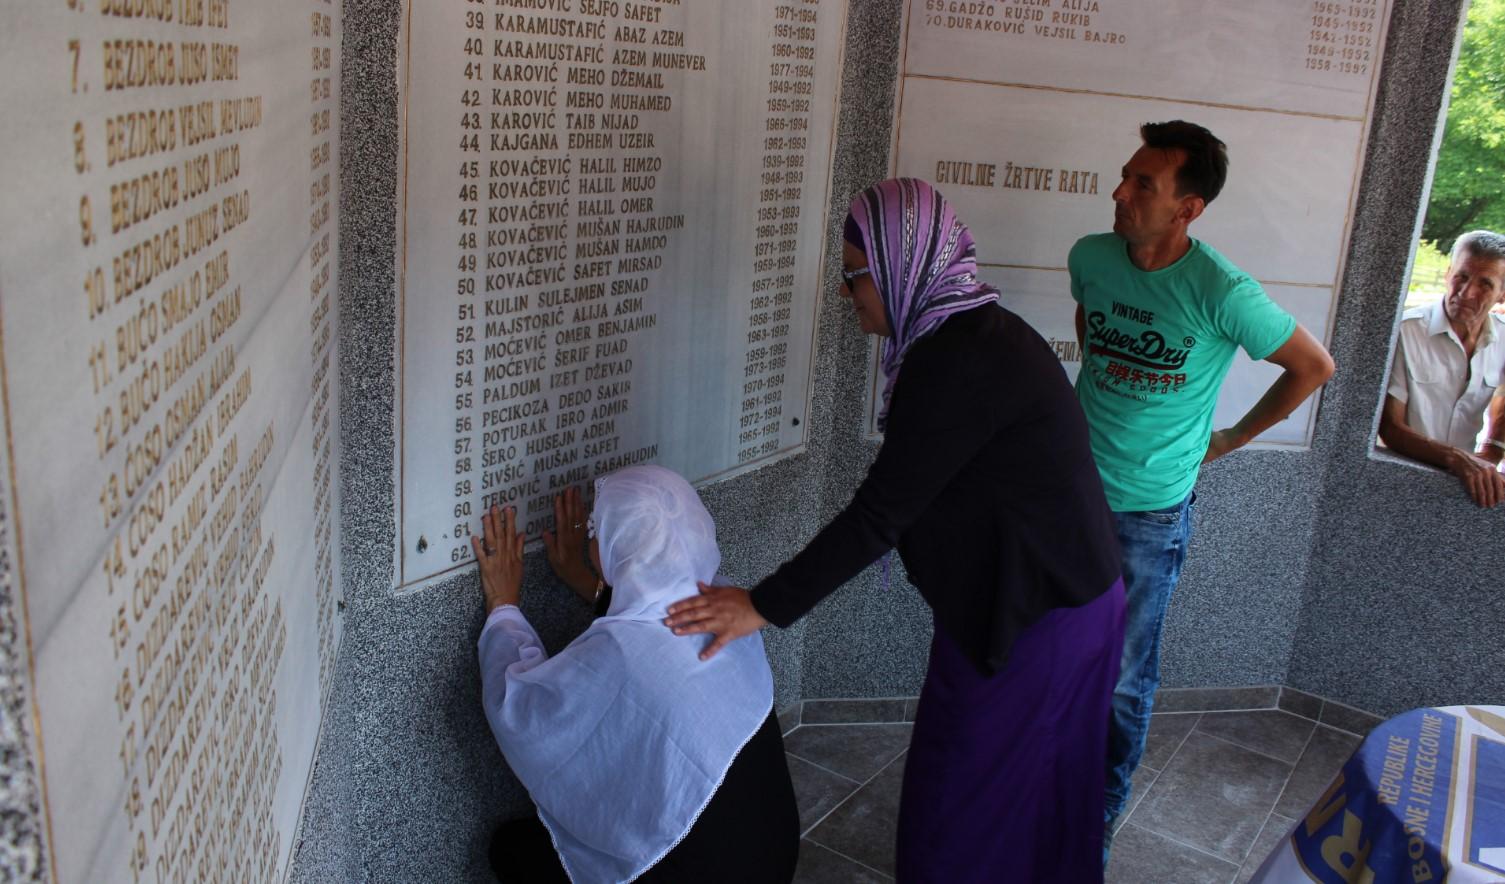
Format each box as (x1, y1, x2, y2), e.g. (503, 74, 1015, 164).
(1203, 325, 1334, 463)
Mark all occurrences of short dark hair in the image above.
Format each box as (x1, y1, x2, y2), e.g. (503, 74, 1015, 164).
(1451, 230, 1505, 265)
(1140, 120, 1228, 204)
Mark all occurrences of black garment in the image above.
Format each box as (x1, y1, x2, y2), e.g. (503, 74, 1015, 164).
(489, 710, 799, 883)
(592, 583, 613, 617)
(750, 304, 1120, 675)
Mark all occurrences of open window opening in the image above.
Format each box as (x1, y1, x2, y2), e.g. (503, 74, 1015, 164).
(1375, 0, 1505, 507)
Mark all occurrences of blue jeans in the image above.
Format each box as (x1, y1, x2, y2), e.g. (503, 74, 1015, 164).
(1104, 491, 1195, 826)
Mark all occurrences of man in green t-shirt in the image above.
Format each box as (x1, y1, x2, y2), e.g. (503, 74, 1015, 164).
(1073, 121, 1335, 857)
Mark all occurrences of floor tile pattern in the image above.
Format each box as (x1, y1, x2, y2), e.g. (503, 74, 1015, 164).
(787, 709, 1360, 883)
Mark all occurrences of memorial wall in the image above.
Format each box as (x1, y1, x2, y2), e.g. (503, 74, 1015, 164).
(396, 0, 846, 587)
(0, 0, 343, 881)
(4, 0, 1501, 881)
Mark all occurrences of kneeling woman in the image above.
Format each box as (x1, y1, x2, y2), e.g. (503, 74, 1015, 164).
(472, 465, 799, 884)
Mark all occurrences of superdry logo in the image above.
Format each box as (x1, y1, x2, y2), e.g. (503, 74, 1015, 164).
(1086, 311, 1193, 370)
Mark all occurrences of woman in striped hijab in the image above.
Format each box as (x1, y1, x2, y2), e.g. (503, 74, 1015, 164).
(667, 178, 1127, 881)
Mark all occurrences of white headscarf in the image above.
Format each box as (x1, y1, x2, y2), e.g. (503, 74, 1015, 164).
(483, 465, 773, 883)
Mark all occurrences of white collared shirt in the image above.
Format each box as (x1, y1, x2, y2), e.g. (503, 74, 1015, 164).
(1387, 299, 1505, 450)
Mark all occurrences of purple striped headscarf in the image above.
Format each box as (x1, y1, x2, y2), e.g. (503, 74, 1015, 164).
(848, 178, 999, 430)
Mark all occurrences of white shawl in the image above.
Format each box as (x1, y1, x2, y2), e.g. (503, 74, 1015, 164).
(478, 465, 773, 883)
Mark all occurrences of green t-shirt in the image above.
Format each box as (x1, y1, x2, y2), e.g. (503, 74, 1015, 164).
(1068, 233, 1296, 512)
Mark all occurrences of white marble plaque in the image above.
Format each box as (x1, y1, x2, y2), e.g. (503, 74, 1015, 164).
(397, 0, 846, 586)
(888, 0, 1391, 445)
(0, 1, 342, 881)
(904, 0, 1383, 118)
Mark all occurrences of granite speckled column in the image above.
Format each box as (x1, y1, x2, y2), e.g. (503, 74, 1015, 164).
(0, 483, 42, 884)
(1289, 0, 1505, 717)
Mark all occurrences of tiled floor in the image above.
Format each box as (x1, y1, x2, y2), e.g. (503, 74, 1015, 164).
(784, 706, 1364, 883)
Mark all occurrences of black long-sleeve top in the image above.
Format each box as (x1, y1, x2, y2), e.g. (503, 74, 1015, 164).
(750, 304, 1121, 675)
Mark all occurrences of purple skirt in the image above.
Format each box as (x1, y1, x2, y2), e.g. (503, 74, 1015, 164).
(896, 579, 1125, 883)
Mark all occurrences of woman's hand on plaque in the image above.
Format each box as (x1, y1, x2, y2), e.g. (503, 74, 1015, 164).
(473, 505, 524, 613)
(664, 582, 769, 661)
(543, 486, 598, 603)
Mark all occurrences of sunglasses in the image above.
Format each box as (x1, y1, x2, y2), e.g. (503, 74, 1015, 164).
(841, 266, 870, 288)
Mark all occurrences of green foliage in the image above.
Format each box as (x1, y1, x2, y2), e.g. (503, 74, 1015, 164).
(1406, 240, 1450, 306)
(1423, 0, 1505, 250)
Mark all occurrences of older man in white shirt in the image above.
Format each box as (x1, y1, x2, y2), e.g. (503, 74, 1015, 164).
(1381, 230, 1505, 507)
